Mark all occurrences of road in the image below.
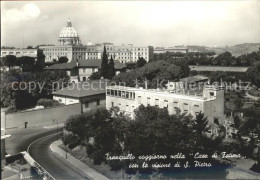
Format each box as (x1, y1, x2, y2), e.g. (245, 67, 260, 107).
(28, 133, 88, 179)
(6, 126, 64, 155)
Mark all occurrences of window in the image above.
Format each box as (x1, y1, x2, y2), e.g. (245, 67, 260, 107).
(164, 100, 168, 108)
(194, 104, 200, 113)
(133, 93, 135, 99)
(97, 99, 100, 106)
(147, 97, 151, 105)
(85, 102, 89, 108)
(183, 103, 189, 111)
(59, 99, 62, 103)
(121, 91, 125, 98)
(118, 91, 122, 97)
(155, 99, 159, 107)
(82, 77, 86, 81)
(138, 96, 142, 104)
(115, 90, 118, 96)
(111, 102, 114, 107)
(111, 90, 115, 96)
(210, 92, 214, 96)
(126, 92, 129, 98)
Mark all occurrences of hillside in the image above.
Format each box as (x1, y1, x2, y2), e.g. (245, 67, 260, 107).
(188, 43, 260, 56)
(207, 43, 260, 56)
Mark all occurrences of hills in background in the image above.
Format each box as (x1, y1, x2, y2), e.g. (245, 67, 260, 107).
(188, 43, 260, 56)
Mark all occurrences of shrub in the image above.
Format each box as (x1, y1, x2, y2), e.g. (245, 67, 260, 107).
(36, 98, 60, 108)
(62, 134, 81, 149)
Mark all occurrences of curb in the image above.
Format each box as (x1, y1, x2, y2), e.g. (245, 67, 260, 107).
(50, 141, 110, 180)
(50, 141, 93, 180)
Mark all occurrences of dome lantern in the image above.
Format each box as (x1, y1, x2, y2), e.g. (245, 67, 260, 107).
(58, 19, 81, 46)
(67, 18, 72, 27)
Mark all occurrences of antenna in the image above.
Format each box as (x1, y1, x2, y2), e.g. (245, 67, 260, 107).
(188, 34, 190, 47)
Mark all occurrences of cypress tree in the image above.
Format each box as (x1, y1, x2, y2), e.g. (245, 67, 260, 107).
(101, 46, 109, 78)
(108, 55, 115, 79)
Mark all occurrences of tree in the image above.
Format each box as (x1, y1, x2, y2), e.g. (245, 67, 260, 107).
(1, 55, 17, 69)
(234, 98, 243, 112)
(26, 46, 33, 49)
(247, 61, 260, 88)
(136, 57, 147, 68)
(193, 112, 209, 135)
(88, 72, 101, 80)
(58, 56, 69, 63)
(113, 60, 181, 89)
(35, 49, 45, 71)
(233, 115, 241, 129)
(166, 57, 190, 78)
(17, 56, 35, 72)
(0, 70, 70, 109)
(107, 55, 115, 79)
(101, 46, 109, 79)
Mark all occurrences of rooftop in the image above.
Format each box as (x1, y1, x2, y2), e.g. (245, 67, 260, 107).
(106, 85, 214, 101)
(45, 59, 126, 70)
(52, 79, 108, 98)
(179, 75, 209, 83)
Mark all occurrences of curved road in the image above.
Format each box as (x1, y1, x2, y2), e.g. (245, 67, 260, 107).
(28, 133, 89, 179)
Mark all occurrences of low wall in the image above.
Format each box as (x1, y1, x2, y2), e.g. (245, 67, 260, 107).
(3, 103, 81, 129)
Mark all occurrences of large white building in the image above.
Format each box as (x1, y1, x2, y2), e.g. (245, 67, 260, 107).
(85, 43, 150, 64)
(40, 19, 150, 63)
(106, 85, 225, 125)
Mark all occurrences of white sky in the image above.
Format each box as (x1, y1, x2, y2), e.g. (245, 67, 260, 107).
(1, 0, 260, 48)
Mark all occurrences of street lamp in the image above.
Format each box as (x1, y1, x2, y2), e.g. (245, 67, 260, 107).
(53, 119, 58, 141)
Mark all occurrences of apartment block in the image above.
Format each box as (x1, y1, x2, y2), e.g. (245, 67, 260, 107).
(106, 85, 225, 124)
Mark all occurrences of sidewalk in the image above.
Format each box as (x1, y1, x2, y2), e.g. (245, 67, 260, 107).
(50, 140, 110, 180)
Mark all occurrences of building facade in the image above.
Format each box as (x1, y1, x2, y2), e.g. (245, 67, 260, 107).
(106, 85, 225, 124)
(52, 80, 107, 113)
(85, 43, 150, 64)
(1, 129, 11, 171)
(40, 45, 87, 63)
(1, 48, 38, 58)
(45, 59, 126, 83)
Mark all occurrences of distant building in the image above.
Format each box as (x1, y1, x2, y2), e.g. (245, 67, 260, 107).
(52, 80, 107, 113)
(85, 43, 150, 64)
(166, 75, 209, 91)
(40, 19, 86, 62)
(40, 19, 150, 63)
(154, 46, 188, 54)
(1, 48, 38, 58)
(106, 85, 225, 124)
(1, 129, 11, 170)
(45, 59, 126, 83)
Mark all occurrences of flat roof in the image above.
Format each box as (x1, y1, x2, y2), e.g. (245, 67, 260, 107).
(53, 79, 108, 98)
(106, 86, 212, 101)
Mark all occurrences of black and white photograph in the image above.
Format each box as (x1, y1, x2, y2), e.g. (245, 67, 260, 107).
(1, 0, 260, 179)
